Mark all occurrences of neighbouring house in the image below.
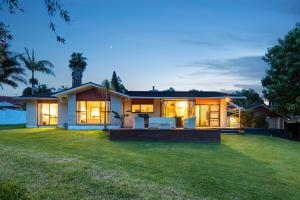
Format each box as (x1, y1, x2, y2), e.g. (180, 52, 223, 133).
(16, 82, 245, 130)
(246, 104, 285, 129)
(0, 96, 26, 125)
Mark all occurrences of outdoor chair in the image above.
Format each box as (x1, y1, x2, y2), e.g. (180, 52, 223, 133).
(133, 117, 145, 129)
(184, 117, 196, 129)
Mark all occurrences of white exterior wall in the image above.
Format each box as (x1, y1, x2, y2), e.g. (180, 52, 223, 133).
(220, 99, 227, 127)
(67, 94, 76, 126)
(0, 109, 26, 124)
(26, 100, 37, 128)
(266, 117, 284, 129)
(110, 94, 122, 127)
(58, 99, 68, 128)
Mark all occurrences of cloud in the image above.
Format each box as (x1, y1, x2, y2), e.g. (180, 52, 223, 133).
(234, 84, 263, 95)
(178, 39, 213, 46)
(182, 56, 269, 79)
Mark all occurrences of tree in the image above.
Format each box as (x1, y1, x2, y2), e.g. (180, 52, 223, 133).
(20, 48, 55, 94)
(110, 71, 126, 93)
(240, 110, 268, 128)
(22, 84, 54, 96)
(232, 88, 264, 108)
(1, 0, 70, 43)
(0, 45, 26, 89)
(68, 53, 87, 87)
(262, 23, 300, 115)
(101, 79, 110, 131)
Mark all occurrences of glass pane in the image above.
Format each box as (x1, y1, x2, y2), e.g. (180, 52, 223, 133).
(141, 104, 153, 113)
(199, 105, 209, 126)
(87, 101, 100, 124)
(210, 105, 220, 112)
(210, 119, 219, 127)
(77, 101, 87, 124)
(49, 104, 58, 125)
(210, 112, 219, 119)
(132, 104, 140, 112)
(77, 112, 87, 124)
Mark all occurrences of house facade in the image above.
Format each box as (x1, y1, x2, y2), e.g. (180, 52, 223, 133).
(18, 82, 244, 129)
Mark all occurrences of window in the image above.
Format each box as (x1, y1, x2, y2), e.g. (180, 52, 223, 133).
(209, 105, 220, 127)
(131, 104, 153, 113)
(38, 103, 58, 126)
(76, 101, 110, 124)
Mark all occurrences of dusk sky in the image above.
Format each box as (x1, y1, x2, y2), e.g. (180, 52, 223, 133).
(2, 0, 300, 96)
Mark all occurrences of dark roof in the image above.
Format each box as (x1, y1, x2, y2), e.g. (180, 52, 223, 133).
(0, 96, 25, 105)
(125, 90, 237, 98)
(246, 104, 283, 118)
(18, 92, 55, 98)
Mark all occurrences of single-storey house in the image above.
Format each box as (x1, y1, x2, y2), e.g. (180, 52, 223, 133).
(246, 104, 285, 129)
(17, 82, 245, 130)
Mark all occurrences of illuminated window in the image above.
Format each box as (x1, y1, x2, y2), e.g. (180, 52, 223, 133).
(131, 104, 153, 113)
(76, 101, 110, 124)
(38, 103, 58, 126)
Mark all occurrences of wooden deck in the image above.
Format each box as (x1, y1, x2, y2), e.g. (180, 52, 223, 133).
(109, 128, 220, 142)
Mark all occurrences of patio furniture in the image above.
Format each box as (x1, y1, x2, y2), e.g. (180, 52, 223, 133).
(184, 117, 196, 129)
(149, 117, 176, 129)
(133, 117, 145, 129)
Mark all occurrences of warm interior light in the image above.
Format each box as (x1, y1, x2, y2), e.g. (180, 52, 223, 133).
(177, 101, 188, 108)
(225, 97, 230, 102)
(91, 108, 100, 118)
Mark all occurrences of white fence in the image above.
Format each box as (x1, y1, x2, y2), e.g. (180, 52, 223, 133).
(0, 109, 26, 124)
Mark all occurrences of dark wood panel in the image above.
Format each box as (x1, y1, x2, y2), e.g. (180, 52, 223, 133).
(109, 129, 220, 142)
(76, 88, 110, 101)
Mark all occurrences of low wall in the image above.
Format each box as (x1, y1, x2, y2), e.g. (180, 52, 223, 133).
(0, 109, 26, 125)
(110, 129, 220, 142)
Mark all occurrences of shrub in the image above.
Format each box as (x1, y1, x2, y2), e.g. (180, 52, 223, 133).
(241, 110, 268, 128)
(0, 181, 31, 200)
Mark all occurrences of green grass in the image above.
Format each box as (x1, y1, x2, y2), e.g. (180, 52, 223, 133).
(0, 128, 299, 200)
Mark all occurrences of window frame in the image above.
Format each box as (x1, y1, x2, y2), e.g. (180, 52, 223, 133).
(37, 102, 58, 126)
(76, 100, 111, 125)
(131, 104, 154, 113)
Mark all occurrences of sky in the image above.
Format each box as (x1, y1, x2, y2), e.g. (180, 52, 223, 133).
(1, 0, 300, 96)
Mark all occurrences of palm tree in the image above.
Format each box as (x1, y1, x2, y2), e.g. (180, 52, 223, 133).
(101, 79, 110, 131)
(22, 84, 54, 96)
(20, 48, 54, 94)
(0, 45, 26, 89)
(68, 53, 87, 87)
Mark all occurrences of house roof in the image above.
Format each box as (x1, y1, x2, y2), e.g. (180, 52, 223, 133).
(0, 95, 25, 105)
(246, 104, 284, 118)
(16, 82, 245, 100)
(125, 90, 245, 99)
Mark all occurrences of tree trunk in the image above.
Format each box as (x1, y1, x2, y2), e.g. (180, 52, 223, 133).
(103, 89, 108, 131)
(72, 70, 83, 87)
(31, 70, 35, 95)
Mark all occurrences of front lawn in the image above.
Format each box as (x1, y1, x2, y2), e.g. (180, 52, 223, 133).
(0, 128, 299, 199)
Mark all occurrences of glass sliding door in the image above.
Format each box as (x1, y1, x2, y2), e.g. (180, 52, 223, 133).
(38, 103, 58, 126)
(195, 105, 209, 126)
(195, 104, 220, 127)
(163, 100, 194, 127)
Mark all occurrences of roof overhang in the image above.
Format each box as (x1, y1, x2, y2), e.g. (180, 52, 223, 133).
(14, 97, 57, 100)
(127, 96, 246, 99)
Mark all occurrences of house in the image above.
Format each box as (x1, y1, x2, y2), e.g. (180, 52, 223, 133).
(246, 104, 285, 129)
(17, 82, 245, 129)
